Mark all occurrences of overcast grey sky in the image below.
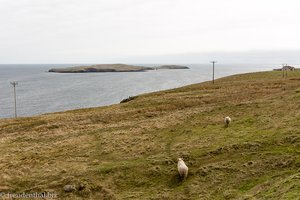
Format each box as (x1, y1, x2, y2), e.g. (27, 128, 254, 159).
(1, 0, 300, 64)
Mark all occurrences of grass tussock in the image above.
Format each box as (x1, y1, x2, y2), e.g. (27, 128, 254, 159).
(0, 71, 300, 199)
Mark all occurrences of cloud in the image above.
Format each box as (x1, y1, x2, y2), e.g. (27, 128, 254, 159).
(0, 0, 300, 63)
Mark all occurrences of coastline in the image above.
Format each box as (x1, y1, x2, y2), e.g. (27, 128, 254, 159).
(0, 70, 271, 120)
(0, 65, 277, 119)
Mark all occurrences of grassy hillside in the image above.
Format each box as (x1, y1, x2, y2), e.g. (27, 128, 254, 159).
(0, 71, 299, 199)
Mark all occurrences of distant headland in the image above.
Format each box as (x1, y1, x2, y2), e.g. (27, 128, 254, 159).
(48, 64, 189, 73)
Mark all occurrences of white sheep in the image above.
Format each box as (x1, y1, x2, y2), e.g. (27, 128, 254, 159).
(224, 116, 232, 127)
(177, 158, 188, 180)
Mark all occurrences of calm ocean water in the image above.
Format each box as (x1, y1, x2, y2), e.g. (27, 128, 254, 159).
(0, 64, 275, 119)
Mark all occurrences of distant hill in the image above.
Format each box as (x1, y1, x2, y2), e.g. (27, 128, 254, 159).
(48, 64, 153, 73)
(156, 65, 189, 69)
(49, 64, 189, 73)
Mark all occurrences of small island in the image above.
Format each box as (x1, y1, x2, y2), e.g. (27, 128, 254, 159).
(48, 64, 189, 73)
(155, 65, 189, 70)
(48, 64, 153, 73)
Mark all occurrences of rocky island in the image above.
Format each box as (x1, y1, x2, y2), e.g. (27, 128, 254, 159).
(155, 65, 189, 69)
(48, 64, 189, 73)
(48, 64, 153, 73)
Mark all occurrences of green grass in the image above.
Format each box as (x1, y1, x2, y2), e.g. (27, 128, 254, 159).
(0, 70, 299, 199)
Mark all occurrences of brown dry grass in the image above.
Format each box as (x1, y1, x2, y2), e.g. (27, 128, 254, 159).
(0, 71, 299, 199)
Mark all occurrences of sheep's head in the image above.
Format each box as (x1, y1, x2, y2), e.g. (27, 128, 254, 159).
(178, 158, 183, 162)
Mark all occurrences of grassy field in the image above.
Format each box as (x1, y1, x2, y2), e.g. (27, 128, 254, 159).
(0, 71, 299, 199)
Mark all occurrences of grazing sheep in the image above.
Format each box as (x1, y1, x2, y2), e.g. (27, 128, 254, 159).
(224, 116, 232, 127)
(177, 158, 188, 180)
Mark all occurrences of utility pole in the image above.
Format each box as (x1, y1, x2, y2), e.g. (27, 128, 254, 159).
(210, 61, 217, 84)
(10, 81, 18, 118)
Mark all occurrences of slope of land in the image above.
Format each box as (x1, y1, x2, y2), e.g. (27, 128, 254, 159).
(0, 71, 299, 199)
(48, 64, 153, 73)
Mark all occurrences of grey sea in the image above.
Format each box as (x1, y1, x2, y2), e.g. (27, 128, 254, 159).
(0, 64, 276, 119)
